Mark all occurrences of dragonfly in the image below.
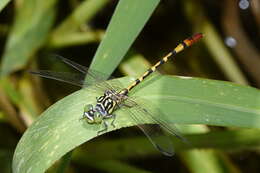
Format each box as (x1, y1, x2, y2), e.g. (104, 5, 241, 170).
(31, 33, 203, 156)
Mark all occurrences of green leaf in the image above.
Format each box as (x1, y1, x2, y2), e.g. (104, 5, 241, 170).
(89, 0, 160, 77)
(51, 0, 109, 35)
(0, 0, 10, 12)
(13, 76, 260, 173)
(48, 0, 108, 48)
(0, 0, 56, 76)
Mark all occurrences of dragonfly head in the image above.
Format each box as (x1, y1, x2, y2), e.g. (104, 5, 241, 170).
(83, 104, 102, 124)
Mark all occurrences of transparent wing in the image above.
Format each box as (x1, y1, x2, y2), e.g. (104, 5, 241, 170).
(138, 124, 174, 156)
(30, 71, 85, 87)
(54, 54, 88, 74)
(121, 97, 189, 156)
(30, 55, 122, 92)
(128, 97, 188, 143)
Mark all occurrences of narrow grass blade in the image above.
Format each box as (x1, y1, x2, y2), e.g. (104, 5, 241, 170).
(0, 0, 56, 76)
(88, 0, 160, 77)
(0, 0, 10, 12)
(51, 0, 109, 35)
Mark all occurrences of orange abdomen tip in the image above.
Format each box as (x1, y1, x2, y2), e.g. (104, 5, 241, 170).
(192, 33, 203, 42)
(184, 33, 203, 46)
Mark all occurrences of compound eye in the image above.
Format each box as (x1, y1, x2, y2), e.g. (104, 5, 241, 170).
(84, 111, 91, 117)
(93, 111, 102, 123)
(84, 104, 93, 112)
(83, 111, 95, 123)
(94, 111, 100, 118)
(88, 110, 95, 118)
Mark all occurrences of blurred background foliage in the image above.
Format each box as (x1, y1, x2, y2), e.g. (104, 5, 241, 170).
(0, 0, 260, 172)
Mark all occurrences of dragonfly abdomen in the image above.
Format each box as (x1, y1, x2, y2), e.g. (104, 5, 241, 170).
(126, 33, 203, 92)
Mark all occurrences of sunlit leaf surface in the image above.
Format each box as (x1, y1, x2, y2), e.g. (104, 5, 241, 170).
(13, 76, 260, 173)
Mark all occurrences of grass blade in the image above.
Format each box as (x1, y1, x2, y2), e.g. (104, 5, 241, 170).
(12, 76, 260, 173)
(0, 0, 56, 76)
(0, 0, 10, 12)
(88, 0, 160, 77)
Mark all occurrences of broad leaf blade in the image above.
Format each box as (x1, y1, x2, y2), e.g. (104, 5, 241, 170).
(13, 76, 260, 173)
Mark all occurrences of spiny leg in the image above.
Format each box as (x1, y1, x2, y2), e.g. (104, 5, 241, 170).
(110, 114, 116, 128)
(104, 113, 116, 128)
(97, 114, 116, 135)
(98, 120, 108, 134)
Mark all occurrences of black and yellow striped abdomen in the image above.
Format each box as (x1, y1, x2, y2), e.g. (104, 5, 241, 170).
(124, 33, 203, 93)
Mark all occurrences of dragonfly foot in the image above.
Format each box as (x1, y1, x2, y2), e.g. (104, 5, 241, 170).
(111, 114, 116, 128)
(97, 121, 108, 135)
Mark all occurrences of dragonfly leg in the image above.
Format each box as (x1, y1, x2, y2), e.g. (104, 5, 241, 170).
(98, 120, 108, 134)
(103, 113, 116, 128)
(110, 114, 116, 128)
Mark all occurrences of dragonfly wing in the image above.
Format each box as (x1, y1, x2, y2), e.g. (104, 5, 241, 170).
(125, 97, 188, 144)
(53, 54, 87, 74)
(31, 55, 124, 91)
(30, 71, 84, 87)
(121, 100, 175, 156)
(121, 97, 189, 156)
(138, 124, 174, 156)
(30, 70, 120, 94)
(53, 55, 117, 86)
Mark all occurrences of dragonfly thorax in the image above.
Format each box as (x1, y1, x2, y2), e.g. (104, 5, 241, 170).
(83, 90, 123, 124)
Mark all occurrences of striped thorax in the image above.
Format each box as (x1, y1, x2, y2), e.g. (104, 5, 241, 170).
(83, 89, 127, 125)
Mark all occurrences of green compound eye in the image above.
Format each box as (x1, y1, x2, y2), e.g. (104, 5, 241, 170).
(84, 104, 92, 112)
